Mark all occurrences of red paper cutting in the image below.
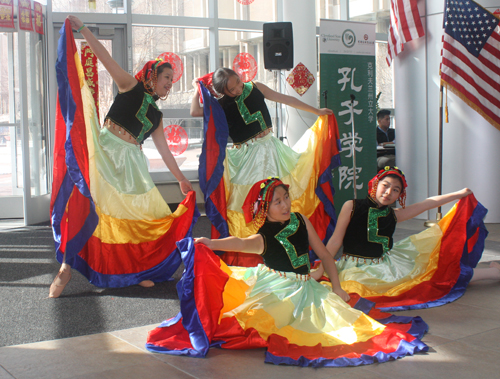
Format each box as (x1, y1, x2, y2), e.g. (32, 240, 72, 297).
(286, 62, 315, 96)
(18, 0, 33, 31)
(164, 124, 188, 156)
(34, 1, 43, 35)
(0, 0, 15, 29)
(233, 53, 258, 83)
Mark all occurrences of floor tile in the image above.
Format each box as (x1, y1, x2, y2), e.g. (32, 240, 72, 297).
(110, 324, 158, 352)
(69, 360, 196, 379)
(0, 366, 14, 379)
(363, 340, 500, 379)
(0, 333, 161, 379)
(457, 327, 500, 352)
(149, 347, 357, 379)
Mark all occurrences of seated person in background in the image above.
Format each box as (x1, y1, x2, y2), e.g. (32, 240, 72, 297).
(376, 109, 396, 171)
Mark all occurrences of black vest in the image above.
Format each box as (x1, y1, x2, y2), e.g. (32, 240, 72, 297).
(105, 82, 163, 144)
(219, 82, 273, 144)
(342, 196, 397, 259)
(258, 213, 310, 274)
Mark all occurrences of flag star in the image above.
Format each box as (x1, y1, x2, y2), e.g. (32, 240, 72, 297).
(476, 34, 479, 38)
(467, 41, 471, 45)
(483, 33, 487, 37)
(481, 27, 485, 31)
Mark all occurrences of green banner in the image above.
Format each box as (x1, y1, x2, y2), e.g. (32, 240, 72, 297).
(320, 20, 377, 215)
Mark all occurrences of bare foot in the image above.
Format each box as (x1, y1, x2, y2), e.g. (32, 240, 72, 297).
(489, 261, 500, 271)
(138, 280, 155, 288)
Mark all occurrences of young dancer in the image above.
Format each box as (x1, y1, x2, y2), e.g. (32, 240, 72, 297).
(315, 166, 499, 310)
(146, 178, 428, 367)
(191, 68, 340, 266)
(49, 16, 196, 297)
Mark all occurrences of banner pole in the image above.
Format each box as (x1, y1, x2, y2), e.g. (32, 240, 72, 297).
(424, 84, 444, 227)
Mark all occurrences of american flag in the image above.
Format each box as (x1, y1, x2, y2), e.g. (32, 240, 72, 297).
(386, 0, 425, 66)
(440, 0, 500, 130)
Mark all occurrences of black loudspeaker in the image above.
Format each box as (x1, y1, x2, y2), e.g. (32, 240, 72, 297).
(263, 22, 293, 70)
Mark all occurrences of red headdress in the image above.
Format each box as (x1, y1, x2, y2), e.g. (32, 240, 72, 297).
(135, 53, 181, 100)
(368, 166, 408, 208)
(196, 72, 222, 103)
(242, 177, 289, 229)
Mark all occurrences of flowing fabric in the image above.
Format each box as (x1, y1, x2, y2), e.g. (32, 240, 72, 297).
(198, 84, 342, 267)
(329, 194, 488, 311)
(51, 20, 198, 288)
(146, 239, 428, 367)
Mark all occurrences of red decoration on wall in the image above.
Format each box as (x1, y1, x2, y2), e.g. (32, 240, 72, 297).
(237, 0, 255, 5)
(81, 42, 100, 120)
(0, 0, 14, 29)
(156, 52, 184, 84)
(34, 1, 43, 35)
(286, 62, 315, 96)
(164, 125, 188, 156)
(233, 53, 258, 83)
(18, 0, 33, 31)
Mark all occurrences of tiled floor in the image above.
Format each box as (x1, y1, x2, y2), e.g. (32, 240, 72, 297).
(1, 220, 500, 379)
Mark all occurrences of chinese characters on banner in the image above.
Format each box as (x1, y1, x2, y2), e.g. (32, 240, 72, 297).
(18, 0, 33, 31)
(81, 42, 100, 119)
(34, 1, 43, 34)
(319, 20, 377, 214)
(0, 0, 14, 29)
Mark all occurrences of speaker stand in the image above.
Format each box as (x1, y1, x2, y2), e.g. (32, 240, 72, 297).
(274, 70, 284, 142)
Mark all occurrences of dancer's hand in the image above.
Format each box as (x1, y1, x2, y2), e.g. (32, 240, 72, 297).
(316, 108, 334, 116)
(179, 179, 193, 195)
(67, 15, 84, 31)
(194, 237, 212, 248)
(334, 287, 350, 302)
(458, 188, 472, 198)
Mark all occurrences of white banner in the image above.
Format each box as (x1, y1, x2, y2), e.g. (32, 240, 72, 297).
(320, 19, 376, 56)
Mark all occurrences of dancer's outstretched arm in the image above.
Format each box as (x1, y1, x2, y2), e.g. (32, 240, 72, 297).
(194, 234, 264, 255)
(395, 188, 472, 222)
(67, 15, 136, 92)
(255, 82, 333, 116)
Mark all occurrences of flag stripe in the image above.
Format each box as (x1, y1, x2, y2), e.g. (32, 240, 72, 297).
(441, 57, 500, 114)
(387, 0, 425, 66)
(441, 38, 500, 93)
